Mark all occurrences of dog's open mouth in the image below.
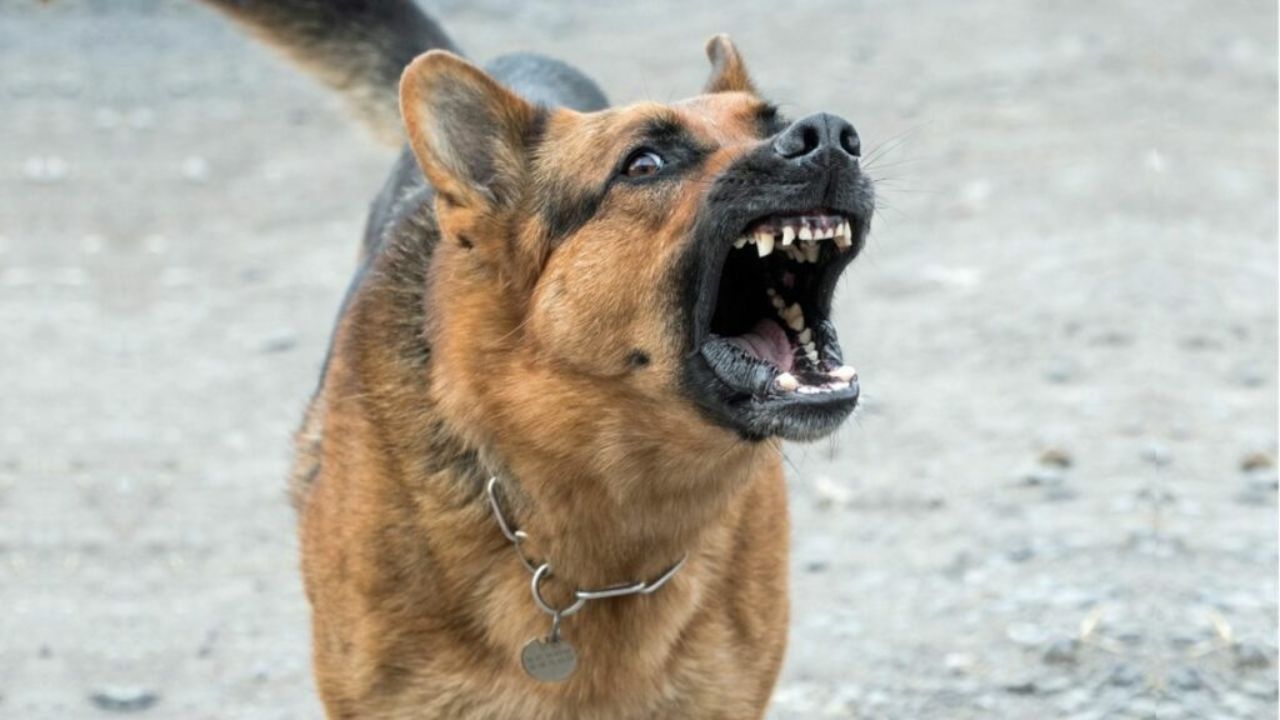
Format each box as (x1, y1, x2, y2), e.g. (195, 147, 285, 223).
(698, 210, 860, 404)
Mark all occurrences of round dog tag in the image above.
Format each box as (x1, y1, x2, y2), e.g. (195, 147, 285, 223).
(521, 637, 577, 682)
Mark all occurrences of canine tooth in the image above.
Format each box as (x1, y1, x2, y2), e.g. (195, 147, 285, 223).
(733, 237, 748, 249)
(834, 230, 853, 249)
(782, 303, 804, 330)
(756, 232, 774, 257)
(775, 372, 799, 391)
(798, 328, 812, 345)
(798, 225, 813, 241)
(831, 365, 857, 382)
(781, 226, 796, 245)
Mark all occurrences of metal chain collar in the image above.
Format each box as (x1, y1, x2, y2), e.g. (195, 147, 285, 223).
(485, 477, 687, 627)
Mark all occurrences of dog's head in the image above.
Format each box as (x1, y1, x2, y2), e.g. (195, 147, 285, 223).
(400, 38, 872, 449)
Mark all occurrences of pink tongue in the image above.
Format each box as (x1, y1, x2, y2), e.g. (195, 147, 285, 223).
(725, 319, 794, 373)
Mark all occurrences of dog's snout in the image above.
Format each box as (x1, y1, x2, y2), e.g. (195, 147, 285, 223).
(772, 112, 860, 160)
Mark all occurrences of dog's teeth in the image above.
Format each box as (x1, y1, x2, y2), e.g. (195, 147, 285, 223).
(831, 365, 857, 382)
(834, 220, 853, 248)
(733, 236, 748, 249)
(829, 380, 850, 390)
(798, 225, 813, 241)
(804, 242, 820, 263)
(803, 341, 816, 355)
(775, 372, 799, 391)
(783, 303, 804, 331)
(806, 349, 820, 363)
(756, 232, 774, 257)
(781, 226, 796, 246)
(819, 225, 834, 239)
(798, 328, 812, 345)
(786, 245, 805, 263)
(771, 295, 786, 309)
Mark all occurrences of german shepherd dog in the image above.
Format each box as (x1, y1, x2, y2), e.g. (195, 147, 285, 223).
(202, 1, 873, 717)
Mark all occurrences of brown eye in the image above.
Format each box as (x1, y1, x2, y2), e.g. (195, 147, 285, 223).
(623, 150, 664, 178)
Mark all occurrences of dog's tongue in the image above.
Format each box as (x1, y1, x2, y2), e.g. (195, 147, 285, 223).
(725, 319, 794, 373)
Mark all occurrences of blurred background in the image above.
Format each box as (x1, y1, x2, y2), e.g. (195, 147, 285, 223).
(2, 1, 1276, 718)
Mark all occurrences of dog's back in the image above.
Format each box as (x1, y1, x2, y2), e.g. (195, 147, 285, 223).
(202, 0, 613, 506)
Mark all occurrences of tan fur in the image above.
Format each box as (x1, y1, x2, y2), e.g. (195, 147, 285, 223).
(299, 41, 796, 718)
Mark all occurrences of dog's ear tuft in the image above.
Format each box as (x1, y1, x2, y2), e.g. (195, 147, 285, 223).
(703, 34, 755, 94)
(400, 50, 537, 208)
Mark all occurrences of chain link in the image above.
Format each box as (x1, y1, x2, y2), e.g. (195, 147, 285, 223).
(485, 477, 687, 621)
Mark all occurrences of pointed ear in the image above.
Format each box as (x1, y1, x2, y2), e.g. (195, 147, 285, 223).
(400, 50, 538, 208)
(703, 34, 755, 94)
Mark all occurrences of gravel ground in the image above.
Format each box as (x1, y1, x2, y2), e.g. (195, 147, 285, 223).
(2, 1, 1276, 718)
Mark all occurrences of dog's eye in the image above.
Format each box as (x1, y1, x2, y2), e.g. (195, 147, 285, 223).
(622, 150, 664, 178)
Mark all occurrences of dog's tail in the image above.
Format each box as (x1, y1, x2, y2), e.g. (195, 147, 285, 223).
(198, 0, 459, 146)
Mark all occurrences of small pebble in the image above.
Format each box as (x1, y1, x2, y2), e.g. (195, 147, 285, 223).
(1167, 666, 1202, 690)
(1038, 448, 1073, 468)
(1006, 622, 1048, 647)
(1035, 675, 1073, 694)
(1045, 358, 1076, 383)
(1042, 638, 1079, 665)
(1241, 452, 1275, 472)
(1108, 663, 1143, 687)
(1020, 467, 1066, 488)
(260, 332, 298, 354)
(1002, 678, 1037, 695)
(1142, 443, 1172, 467)
(88, 687, 159, 713)
(812, 475, 853, 510)
(943, 651, 974, 674)
(1233, 642, 1272, 670)
(1236, 363, 1267, 387)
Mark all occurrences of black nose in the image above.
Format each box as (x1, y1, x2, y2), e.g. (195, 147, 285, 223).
(772, 112, 861, 160)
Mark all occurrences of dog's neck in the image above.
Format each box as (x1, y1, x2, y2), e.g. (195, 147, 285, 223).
(483, 434, 772, 588)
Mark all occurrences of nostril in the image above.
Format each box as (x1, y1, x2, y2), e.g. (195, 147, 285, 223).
(800, 126, 819, 154)
(838, 125, 860, 157)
